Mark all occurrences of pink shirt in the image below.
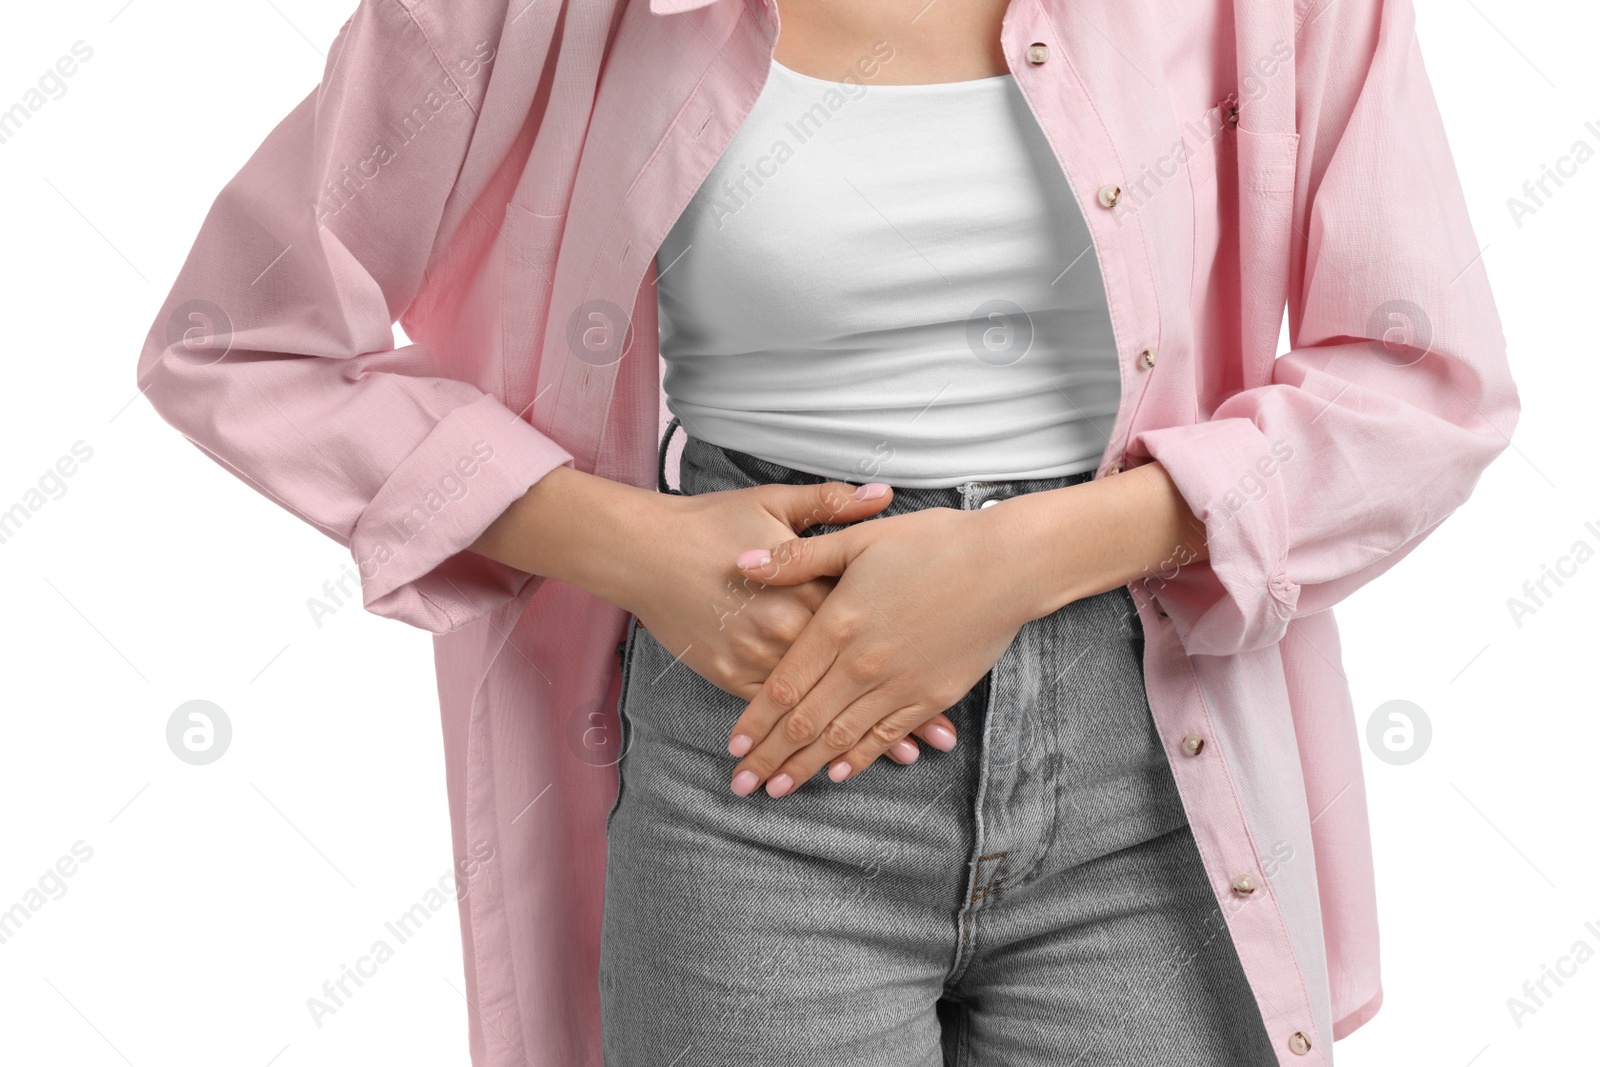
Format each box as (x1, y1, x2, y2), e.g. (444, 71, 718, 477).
(137, 0, 1520, 1063)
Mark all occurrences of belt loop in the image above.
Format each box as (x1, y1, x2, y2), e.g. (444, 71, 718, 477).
(657, 415, 685, 495)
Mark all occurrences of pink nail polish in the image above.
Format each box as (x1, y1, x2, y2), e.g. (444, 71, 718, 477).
(736, 549, 771, 569)
(853, 482, 890, 500)
(923, 725, 957, 752)
(766, 773, 794, 797)
(731, 770, 760, 796)
(728, 733, 753, 757)
(890, 739, 920, 763)
(829, 759, 852, 781)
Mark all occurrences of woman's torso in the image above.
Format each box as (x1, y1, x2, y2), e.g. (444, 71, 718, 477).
(653, 1, 1122, 487)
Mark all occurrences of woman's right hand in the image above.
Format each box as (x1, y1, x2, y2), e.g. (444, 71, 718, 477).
(615, 478, 960, 760)
(469, 465, 958, 763)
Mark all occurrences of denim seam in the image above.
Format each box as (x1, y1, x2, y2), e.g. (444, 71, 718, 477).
(973, 625, 1061, 899)
(1006, 623, 1066, 894)
(945, 675, 998, 989)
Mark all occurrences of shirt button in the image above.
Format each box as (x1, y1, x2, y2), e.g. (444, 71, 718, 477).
(1025, 42, 1049, 64)
(1105, 462, 1122, 476)
(1139, 347, 1157, 369)
(1181, 734, 1205, 756)
(979, 498, 1000, 509)
(1231, 874, 1257, 896)
(1288, 1031, 1313, 1056)
(1097, 184, 1122, 208)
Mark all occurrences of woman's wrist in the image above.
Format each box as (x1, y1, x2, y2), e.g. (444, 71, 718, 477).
(986, 461, 1209, 620)
(467, 464, 669, 611)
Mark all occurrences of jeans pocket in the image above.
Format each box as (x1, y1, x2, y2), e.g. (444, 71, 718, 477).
(607, 615, 643, 830)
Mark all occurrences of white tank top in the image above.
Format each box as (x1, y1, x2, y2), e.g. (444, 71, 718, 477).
(653, 56, 1120, 488)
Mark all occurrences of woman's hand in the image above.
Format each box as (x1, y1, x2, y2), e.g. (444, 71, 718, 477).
(468, 464, 961, 763)
(609, 479, 961, 762)
(721, 501, 1055, 797)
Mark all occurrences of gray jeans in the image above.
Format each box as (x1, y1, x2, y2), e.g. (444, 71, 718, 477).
(599, 424, 1277, 1066)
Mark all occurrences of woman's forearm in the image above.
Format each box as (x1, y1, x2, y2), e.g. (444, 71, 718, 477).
(994, 461, 1208, 620)
(479, 460, 1206, 622)
(467, 464, 658, 610)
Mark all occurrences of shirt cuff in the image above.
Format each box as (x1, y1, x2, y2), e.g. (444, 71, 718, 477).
(1128, 416, 1300, 655)
(351, 392, 575, 632)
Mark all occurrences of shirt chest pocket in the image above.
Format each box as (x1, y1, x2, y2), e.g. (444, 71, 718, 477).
(1185, 126, 1299, 299)
(1235, 126, 1300, 196)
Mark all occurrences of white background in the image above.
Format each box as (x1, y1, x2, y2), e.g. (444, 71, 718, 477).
(0, 1, 1594, 1065)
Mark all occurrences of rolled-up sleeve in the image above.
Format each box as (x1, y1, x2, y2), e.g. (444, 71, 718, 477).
(1130, 0, 1520, 657)
(136, 0, 574, 634)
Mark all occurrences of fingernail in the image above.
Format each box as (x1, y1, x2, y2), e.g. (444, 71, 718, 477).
(923, 725, 957, 752)
(890, 739, 920, 763)
(828, 759, 853, 782)
(736, 549, 772, 569)
(766, 773, 794, 797)
(731, 770, 760, 796)
(728, 733, 753, 757)
(853, 482, 890, 500)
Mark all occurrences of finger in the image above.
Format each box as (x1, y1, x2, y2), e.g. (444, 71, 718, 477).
(732, 662, 870, 796)
(863, 708, 958, 766)
(765, 688, 910, 794)
(725, 620, 841, 778)
(884, 736, 920, 764)
(912, 712, 958, 753)
(761, 479, 893, 533)
(735, 527, 859, 586)
(791, 575, 838, 614)
(828, 704, 943, 783)
(729, 662, 952, 764)
(730, 654, 867, 798)
(844, 712, 958, 767)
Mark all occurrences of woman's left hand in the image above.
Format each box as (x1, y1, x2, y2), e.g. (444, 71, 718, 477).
(723, 501, 1054, 798)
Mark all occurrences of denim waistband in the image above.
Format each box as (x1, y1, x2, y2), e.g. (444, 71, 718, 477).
(659, 416, 1097, 511)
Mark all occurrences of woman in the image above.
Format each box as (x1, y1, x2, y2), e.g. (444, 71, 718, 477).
(137, 0, 1519, 1064)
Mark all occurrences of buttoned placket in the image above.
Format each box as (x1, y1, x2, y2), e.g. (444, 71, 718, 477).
(1005, 17, 1323, 1063)
(1017, 37, 1159, 490)
(1009, 45, 1144, 545)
